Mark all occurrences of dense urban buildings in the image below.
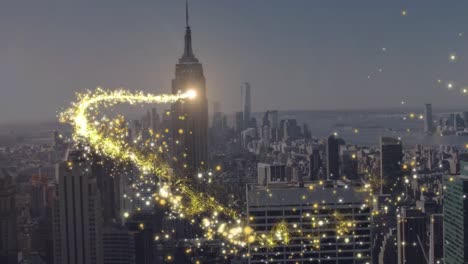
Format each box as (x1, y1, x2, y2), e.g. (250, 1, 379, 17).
(247, 177, 371, 263)
(3, 2, 468, 264)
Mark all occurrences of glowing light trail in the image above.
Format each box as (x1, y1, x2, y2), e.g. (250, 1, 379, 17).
(60, 88, 289, 248)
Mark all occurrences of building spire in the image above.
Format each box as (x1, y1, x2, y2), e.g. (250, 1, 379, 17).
(180, 0, 198, 63)
(186, 0, 189, 28)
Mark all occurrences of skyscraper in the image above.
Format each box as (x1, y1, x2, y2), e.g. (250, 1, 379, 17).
(281, 119, 301, 141)
(268, 110, 279, 129)
(429, 214, 443, 264)
(241, 82, 252, 129)
(444, 168, 468, 263)
(424, 103, 434, 134)
(463, 111, 468, 128)
(396, 207, 426, 264)
(102, 225, 135, 264)
(171, 1, 208, 173)
(372, 194, 397, 264)
(309, 148, 322, 181)
(52, 150, 103, 264)
(92, 158, 117, 225)
(0, 168, 17, 264)
(380, 137, 403, 194)
(326, 135, 340, 180)
(235, 111, 244, 133)
(341, 150, 358, 180)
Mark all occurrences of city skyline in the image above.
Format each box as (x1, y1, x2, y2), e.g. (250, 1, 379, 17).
(1, 1, 468, 124)
(3, 2, 468, 263)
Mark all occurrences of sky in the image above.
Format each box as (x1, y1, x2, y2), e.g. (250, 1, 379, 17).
(1, 0, 468, 124)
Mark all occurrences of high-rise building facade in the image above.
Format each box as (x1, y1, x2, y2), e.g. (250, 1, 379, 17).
(424, 104, 434, 134)
(257, 163, 287, 185)
(371, 194, 397, 264)
(247, 182, 372, 263)
(0, 168, 17, 264)
(444, 167, 468, 263)
(241, 82, 252, 129)
(326, 135, 340, 180)
(102, 225, 135, 264)
(309, 148, 322, 181)
(92, 158, 117, 224)
(171, 2, 208, 173)
(380, 137, 403, 194)
(235, 111, 244, 133)
(429, 214, 443, 264)
(396, 207, 426, 264)
(52, 151, 103, 264)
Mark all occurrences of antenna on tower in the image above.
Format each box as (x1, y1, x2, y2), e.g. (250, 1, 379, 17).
(185, 0, 189, 28)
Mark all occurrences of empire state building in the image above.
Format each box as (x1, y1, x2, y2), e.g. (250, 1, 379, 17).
(171, 2, 208, 173)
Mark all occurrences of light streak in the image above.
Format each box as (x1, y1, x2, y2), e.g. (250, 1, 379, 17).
(60, 87, 296, 248)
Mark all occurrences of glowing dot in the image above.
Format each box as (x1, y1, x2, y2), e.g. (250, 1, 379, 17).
(186, 89, 197, 99)
(401, 9, 407, 16)
(447, 83, 454, 89)
(215, 165, 222, 171)
(123, 212, 129, 218)
(449, 53, 457, 62)
(178, 129, 184, 134)
(202, 218, 211, 227)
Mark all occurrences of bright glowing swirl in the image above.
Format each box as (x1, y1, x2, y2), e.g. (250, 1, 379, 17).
(60, 88, 285, 247)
